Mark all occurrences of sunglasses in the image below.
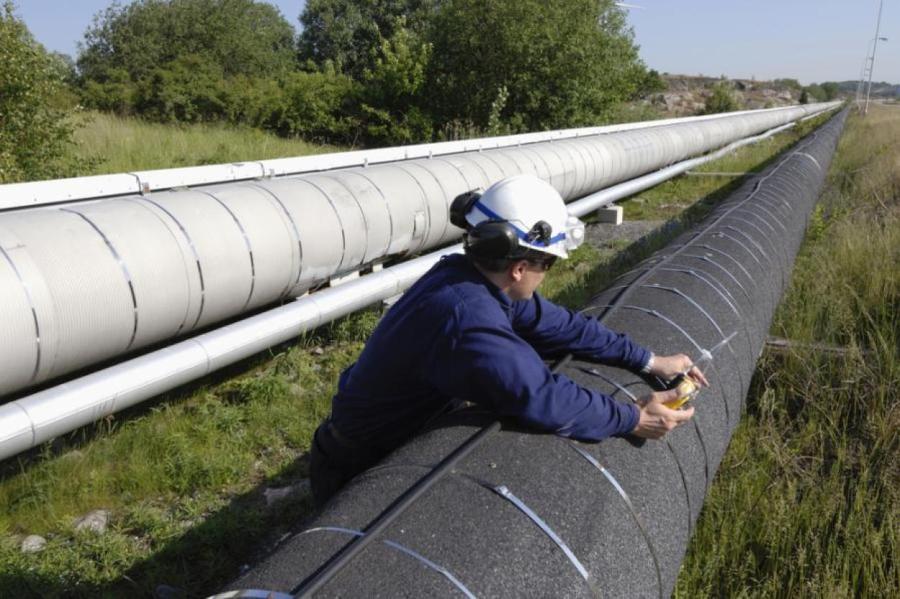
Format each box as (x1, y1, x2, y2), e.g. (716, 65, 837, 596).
(528, 256, 557, 272)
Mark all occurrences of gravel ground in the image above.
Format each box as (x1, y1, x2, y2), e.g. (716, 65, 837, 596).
(584, 219, 666, 251)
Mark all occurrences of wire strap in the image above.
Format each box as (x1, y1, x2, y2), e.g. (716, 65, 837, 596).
(570, 444, 663, 599)
(300, 526, 476, 598)
(486, 484, 590, 581)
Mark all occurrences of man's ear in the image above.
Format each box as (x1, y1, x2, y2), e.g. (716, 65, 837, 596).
(508, 259, 529, 282)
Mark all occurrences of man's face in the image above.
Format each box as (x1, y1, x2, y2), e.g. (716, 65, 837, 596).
(507, 258, 552, 301)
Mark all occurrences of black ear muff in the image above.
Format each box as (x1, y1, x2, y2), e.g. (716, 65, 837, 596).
(465, 221, 519, 259)
(450, 190, 482, 230)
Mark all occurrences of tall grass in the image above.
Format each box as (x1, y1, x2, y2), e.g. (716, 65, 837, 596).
(69, 111, 340, 176)
(675, 106, 900, 597)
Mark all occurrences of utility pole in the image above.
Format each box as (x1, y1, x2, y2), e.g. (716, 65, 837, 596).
(864, 0, 885, 115)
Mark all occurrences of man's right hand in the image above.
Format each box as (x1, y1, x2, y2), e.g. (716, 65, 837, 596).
(631, 388, 695, 439)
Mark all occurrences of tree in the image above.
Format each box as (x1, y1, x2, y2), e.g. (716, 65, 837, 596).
(358, 20, 432, 144)
(0, 1, 76, 182)
(298, 0, 437, 78)
(820, 81, 840, 101)
(424, 0, 650, 133)
(78, 0, 296, 84)
(703, 81, 739, 114)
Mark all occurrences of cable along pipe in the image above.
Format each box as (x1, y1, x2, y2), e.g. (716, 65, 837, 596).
(0, 104, 839, 400)
(221, 109, 848, 598)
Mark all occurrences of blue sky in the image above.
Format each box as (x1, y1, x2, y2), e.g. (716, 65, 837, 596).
(13, 0, 897, 84)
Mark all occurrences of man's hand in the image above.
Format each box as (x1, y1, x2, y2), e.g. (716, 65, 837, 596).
(631, 388, 695, 439)
(649, 353, 709, 387)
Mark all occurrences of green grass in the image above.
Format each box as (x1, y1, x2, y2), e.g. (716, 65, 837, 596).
(0, 110, 866, 597)
(68, 111, 341, 176)
(674, 106, 900, 598)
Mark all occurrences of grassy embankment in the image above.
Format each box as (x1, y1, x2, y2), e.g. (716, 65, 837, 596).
(69, 111, 340, 175)
(0, 110, 855, 597)
(675, 106, 899, 597)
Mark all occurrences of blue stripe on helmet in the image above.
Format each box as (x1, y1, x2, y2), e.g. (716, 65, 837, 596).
(472, 200, 565, 247)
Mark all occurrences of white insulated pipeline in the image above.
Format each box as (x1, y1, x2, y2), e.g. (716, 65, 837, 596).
(0, 103, 841, 462)
(0, 102, 838, 400)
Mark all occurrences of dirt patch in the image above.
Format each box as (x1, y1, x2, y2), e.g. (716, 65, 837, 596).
(584, 219, 666, 251)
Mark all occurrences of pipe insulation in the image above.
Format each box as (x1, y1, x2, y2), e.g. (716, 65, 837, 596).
(0, 105, 829, 212)
(222, 109, 848, 598)
(0, 103, 838, 399)
(0, 108, 840, 462)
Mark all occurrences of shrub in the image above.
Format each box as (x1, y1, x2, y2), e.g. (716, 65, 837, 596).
(0, 1, 76, 182)
(703, 81, 739, 114)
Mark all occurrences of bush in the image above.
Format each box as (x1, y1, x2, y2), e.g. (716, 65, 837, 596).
(135, 54, 230, 123)
(264, 69, 360, 143)
(0, 1, 76, 182)
(703, 81, 739, 114)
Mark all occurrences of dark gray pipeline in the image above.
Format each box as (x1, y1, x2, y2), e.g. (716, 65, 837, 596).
(224, 109, 848, 598)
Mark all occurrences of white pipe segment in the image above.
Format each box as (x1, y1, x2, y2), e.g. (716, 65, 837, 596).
(0, 102, 842, 462)
(0, 105, 824, 212)
(0, 102, 840, 402)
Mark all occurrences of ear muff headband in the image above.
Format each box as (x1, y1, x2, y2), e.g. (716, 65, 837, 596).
(472, 199, 565, 247)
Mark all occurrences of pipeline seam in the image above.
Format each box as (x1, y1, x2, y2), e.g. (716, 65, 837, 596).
(574, 364, 696, 530)
(342, 170, 395, 257)
(244, 182, 305, 294)
(383, 164, 434, 248)
(487, 483, 591, 583)
(0, 243, 42, 382)
(137, 197, 207, 331)
(298, 178, 351, 272)
(299, 526, 476, 598)
(323, 175, 374, 265)
(395, 162, 452, 245)
(569, 443, 664, 599)
(60, 208, 140, 350)
(194, 191, 257, 311)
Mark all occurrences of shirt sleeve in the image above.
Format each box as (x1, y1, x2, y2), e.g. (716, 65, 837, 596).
(424, 302, 639, 441)
(511, 292, 651, 372)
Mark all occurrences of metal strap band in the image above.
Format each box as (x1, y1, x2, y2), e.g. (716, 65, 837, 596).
(0, 243, 42, 382)
(247, 182, 305, 293)
(718, 227, 771, 264)
(723, 219, 777, 262)
(570, 444, 664, 599)
(734, 204, 787, 234)
(486, 484, 590, 581)
(694, 245, 756, 289)
(679, 253, 751, 301)
(325, 174, 376, 253)
(576, 366, 638, 402)
(656, 268, 743, 321)
(300, 178, 350, 270)
(793, 151, 822, 171)
(139, 197, 206, 331)
(345, 170, 395, 255)
(383, 164, 434, 244)
(61, 208, 139, 350)
(300, 526, 476, 598)
(196, 191, 256, 311)
(572, 362, 699, 527)
(398, 161, 453, 244)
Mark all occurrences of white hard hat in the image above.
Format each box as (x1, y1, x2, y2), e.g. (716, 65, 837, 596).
(464, 174, 585, 259)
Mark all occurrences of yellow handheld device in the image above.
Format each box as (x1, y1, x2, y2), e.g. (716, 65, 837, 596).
(662, 331, 737, 410)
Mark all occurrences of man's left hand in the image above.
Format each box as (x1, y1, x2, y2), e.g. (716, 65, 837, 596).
(649, 354, 709, 387)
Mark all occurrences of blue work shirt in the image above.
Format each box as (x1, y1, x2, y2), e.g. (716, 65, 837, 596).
(330, 254, 650, 452)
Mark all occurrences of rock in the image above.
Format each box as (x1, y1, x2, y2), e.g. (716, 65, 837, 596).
(264, 479, 311, 507)
(311, 346, 325, 356)
(74, 509, 111, 534)
(21, 535, 46, 553)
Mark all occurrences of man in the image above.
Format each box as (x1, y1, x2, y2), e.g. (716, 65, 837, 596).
(310, 174, 707, 507)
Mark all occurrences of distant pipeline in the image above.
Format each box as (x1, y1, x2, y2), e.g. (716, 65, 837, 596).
(221, 108, 848, 598)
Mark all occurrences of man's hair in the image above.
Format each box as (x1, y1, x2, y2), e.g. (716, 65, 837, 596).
(466, 247, 552, 273)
